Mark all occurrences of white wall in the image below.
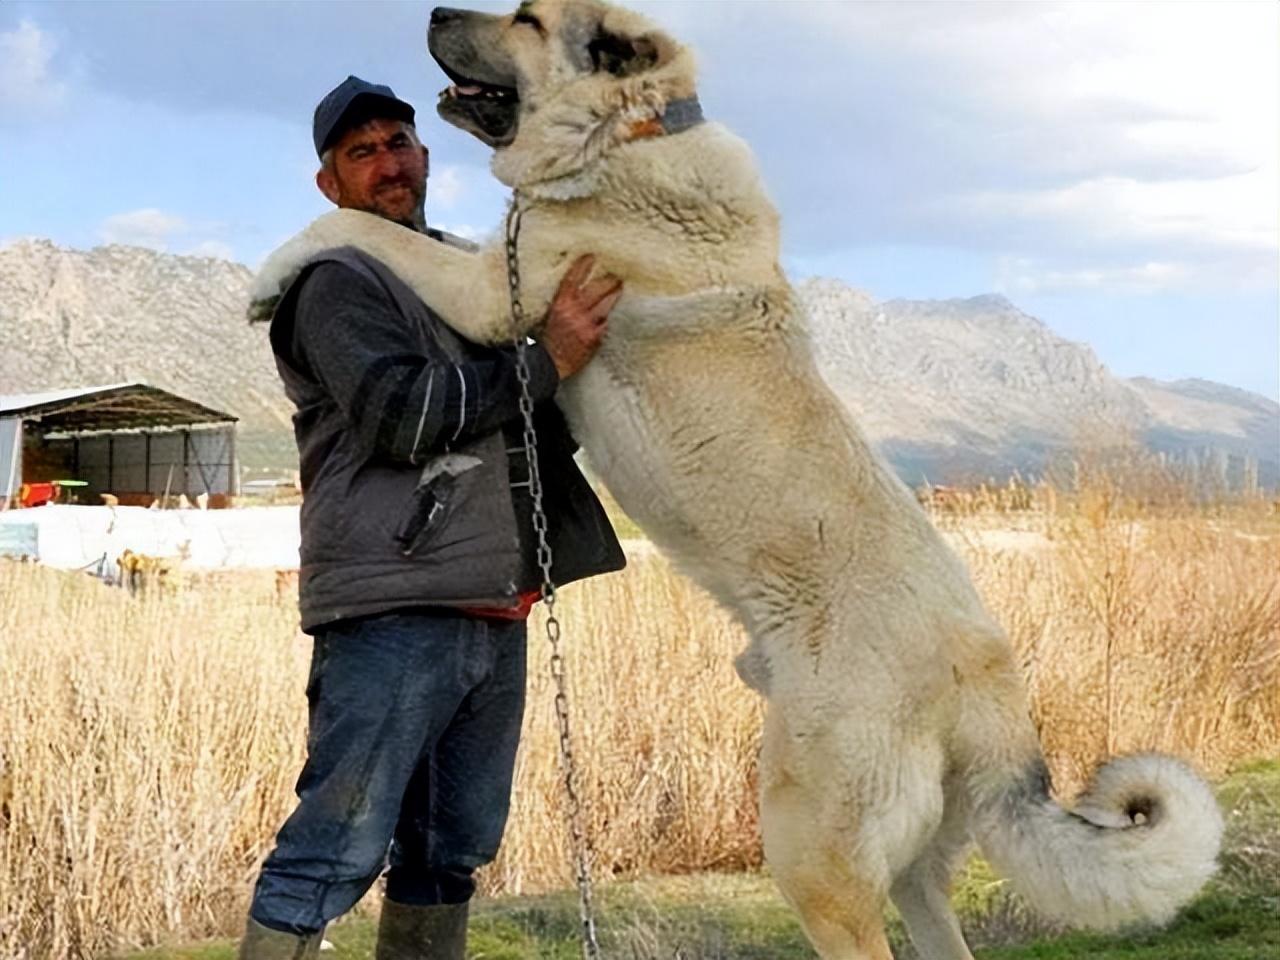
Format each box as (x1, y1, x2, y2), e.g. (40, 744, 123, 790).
(0, 418, 21, 500)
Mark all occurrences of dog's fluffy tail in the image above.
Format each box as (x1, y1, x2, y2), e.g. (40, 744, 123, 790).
(968, 746, 1223, 930)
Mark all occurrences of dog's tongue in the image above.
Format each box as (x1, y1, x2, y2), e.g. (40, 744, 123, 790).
(456, 84, 482, 96)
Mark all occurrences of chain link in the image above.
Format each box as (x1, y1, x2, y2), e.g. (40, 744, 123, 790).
(505, 195, 603, 960)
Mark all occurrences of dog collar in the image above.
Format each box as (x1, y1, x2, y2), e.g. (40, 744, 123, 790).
(625, 95, 705, 141)
(661, 96, 704, 135)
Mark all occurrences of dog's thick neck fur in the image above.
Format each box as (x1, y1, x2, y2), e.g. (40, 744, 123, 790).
(491, 29, 698, 197)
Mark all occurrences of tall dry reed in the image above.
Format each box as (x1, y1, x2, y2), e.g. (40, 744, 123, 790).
(0, 491, 1276, 958)
(949, 487, 1280, 790)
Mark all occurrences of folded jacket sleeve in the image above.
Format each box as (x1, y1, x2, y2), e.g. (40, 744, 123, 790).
(290, 260, 560, 465)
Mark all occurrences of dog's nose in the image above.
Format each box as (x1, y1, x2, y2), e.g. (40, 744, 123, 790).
(430, 7, 465, 26)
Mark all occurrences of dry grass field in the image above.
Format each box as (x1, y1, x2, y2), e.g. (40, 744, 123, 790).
(0, 483, 1277, 959)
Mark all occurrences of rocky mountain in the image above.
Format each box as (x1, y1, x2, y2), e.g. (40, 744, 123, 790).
(798, 279, 1278, 487)
(0, 239, 293, 469)
(1, 239, 1276, 486)
(1127, 376, 1279, 476)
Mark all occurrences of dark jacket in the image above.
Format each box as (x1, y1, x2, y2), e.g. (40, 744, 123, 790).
(268, 243, 625, 632)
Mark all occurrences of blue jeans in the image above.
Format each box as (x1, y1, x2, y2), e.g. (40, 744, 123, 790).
(249, 610, 528, 935)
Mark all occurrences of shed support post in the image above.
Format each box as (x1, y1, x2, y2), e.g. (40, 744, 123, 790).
(228, 426, 239, 496)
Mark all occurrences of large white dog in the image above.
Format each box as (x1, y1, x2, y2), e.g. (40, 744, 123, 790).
(251, 2, 1223, 957)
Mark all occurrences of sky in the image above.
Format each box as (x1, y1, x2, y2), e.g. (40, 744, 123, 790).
(1, 0, 1277, 399)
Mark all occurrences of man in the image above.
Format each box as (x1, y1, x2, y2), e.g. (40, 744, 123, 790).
(239, 76, 626, 960)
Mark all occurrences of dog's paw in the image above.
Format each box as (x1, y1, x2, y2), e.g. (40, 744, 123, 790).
(249, 234, 319, 309)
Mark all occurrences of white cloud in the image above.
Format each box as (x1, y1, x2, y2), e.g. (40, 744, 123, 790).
(958, 169, 1277, 265)
(98, 208, 235, 260)
(789, 1, 1275, 168)
(432, 222, 490, 244)
(0, 20, 68, 115)
(429, 165, 467, 209)
(186, 239, 236, 261)
(912, 3, 1278, 291)
(996, 257, 1192, 296)
(98, 208, 191, 249)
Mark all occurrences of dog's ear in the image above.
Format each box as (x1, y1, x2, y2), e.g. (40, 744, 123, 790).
(588, 30, 659, 77)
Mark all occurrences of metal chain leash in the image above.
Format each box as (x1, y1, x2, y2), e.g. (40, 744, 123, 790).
(504, 193, 603, 960)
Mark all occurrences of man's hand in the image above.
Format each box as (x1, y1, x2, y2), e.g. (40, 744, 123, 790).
(538, 254, 623, 380)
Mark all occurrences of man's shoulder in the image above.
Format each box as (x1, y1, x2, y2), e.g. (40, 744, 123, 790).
(295, 247, 385, 288)
(270, 252, 395, 361)
(279, 230, 473, 345)
(288, 248, 400, 315)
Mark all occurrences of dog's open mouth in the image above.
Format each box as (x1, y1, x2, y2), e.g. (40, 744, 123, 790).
(432, 53, 521, 148)
(443, 79, 517, 104)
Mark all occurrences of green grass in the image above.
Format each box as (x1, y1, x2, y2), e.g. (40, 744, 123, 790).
(974, 893, 1279, 959)
(117, 761, 1279, 960)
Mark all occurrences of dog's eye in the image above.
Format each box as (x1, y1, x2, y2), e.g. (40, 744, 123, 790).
(513, 11, 542, 30)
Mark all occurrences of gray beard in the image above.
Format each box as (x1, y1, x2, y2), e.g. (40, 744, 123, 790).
(400, 200, 427, 233)
(379, 201, 426, 234)
(348, 191, 426, 233)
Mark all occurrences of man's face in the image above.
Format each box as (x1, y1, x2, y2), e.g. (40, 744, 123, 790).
(316, 117, 429, 229)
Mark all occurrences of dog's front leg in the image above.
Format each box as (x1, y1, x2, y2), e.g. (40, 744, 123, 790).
(250, 209, 518, 345)
(338, 216, 516, 345)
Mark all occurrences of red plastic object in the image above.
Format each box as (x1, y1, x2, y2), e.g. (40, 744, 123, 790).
(18, 482, 56, 507)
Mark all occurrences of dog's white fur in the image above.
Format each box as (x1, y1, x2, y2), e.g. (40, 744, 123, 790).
(252, 3, 1223, 957)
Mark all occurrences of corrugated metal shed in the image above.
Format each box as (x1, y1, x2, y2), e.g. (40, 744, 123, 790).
(0, 382, 236, 433)
(1, 383, 239, 504)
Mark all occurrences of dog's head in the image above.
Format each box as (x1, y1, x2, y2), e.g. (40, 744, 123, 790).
(428, 0, 695, 193)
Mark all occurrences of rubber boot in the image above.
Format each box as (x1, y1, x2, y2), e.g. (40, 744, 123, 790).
(375, 900, 469, 960)
(236, 916, 326, 960)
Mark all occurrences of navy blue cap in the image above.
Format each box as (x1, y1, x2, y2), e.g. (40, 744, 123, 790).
(313, 75, 416, 158)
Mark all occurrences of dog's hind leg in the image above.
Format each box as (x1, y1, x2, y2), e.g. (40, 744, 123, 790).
(889, 785, 976, 960)
(760, 712, 895, 960)
(763, 800, 895, 959)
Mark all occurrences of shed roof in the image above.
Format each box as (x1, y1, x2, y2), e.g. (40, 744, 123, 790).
(0, 382, 237, 434)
